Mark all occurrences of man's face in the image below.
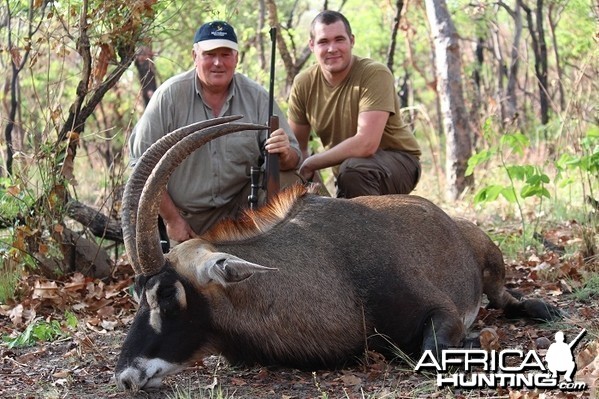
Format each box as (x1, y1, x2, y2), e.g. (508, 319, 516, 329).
(194, 47, 238, 91)
(309, 20, 354, 76)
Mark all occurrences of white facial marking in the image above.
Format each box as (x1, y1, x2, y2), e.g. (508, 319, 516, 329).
(145, 284, 162, 334)
(174, 280, 187, 310)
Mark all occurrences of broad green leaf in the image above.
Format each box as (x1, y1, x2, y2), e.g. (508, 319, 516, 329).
(500, 187, 517, 203)
(500, 133, 529, 155)
(466, 149, 493, 176)
(473, 185, 504, 204)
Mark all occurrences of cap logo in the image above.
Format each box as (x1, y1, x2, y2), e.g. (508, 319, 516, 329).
(193, 21, 238, 50)
(211, 26, 227, 37)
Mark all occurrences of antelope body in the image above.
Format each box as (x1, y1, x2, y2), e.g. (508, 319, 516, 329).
(115, 116, 559, 390)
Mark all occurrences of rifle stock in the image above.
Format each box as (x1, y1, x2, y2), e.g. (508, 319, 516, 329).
(265, 115, 280, 202)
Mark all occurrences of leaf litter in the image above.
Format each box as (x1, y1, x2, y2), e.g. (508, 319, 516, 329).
(0, 228, 598, 398)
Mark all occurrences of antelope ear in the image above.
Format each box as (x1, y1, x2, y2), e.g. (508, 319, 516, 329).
(200, 254, 277, 286)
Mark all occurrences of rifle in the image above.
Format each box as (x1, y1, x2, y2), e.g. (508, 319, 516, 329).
(264, 26, 280, 203)
(567, 328, 586, 349)
(248, 26, 280, 209)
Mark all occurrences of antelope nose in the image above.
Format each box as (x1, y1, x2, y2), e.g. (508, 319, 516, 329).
(115, 369, 142, 391)
(119, 376, 132, 391)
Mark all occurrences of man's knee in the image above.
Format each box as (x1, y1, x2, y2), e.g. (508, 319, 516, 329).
(336, 167, 379, 198)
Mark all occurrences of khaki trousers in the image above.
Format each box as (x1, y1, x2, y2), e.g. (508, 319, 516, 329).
(335, 150, 421, 198)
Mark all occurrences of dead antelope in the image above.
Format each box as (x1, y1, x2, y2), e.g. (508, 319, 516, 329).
(115, 116, 560, 390)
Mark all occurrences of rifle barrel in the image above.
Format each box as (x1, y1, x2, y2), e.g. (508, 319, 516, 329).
(568, 328, 586, 349)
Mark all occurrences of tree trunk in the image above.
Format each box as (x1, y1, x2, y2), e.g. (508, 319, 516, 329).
(424, 0, 473, 201)
(258, 0, 267, 71)
(535, 0, 549, 125)
(265, 0, 340, 96)
(65, 199, 123, 243)
(386, 0, 405, 72)
(506, 0, 523, 126)
(490, 21, 508, 127)
(470, 37, 484, 148)
(134, 46, 158, 107)
(520, 0, 550, 127)
(547, 3, 566, 112)
(3, 0, 44, 176)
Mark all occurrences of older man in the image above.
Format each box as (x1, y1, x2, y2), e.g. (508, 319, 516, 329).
(129, 21, 301, 243)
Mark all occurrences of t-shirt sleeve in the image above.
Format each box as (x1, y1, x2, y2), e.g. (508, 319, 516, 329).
(359, 65, 397, 115)
(274, 101, 302, 160)
(287, 74, 310, 126)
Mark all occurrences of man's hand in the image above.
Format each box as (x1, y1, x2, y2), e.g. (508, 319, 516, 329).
(159, 191, 196, 243)
(264, 128, 290, 154)
(164, 214, 196, 243)
(264, 128, 300, 170)
(299, 155, 317, 181)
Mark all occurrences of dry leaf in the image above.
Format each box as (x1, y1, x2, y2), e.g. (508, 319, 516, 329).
(6, 185, 20, 196)
(97, 305, 115, 318)
(64, 273, 86, 291)
(52, 370, 71, 378)
(254, 367, 269, 380)
(230, 377, 247, 386)
(339, 373, 362, 386)
(93, 43, 114, 84)
(100, 319, 118, 331)
(10, 47, 22, 66)
(33, 281, 60, 300)
(51, 378, 68, 387)
(38, 243, 49, 256)
(480, 327, 500, 351)
(508, 391, 524, 399)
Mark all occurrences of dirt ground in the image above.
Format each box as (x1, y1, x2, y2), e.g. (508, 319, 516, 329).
(1, 235, 598, 399)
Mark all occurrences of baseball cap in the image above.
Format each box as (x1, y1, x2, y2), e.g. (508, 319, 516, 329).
(193, 21, 239, 51)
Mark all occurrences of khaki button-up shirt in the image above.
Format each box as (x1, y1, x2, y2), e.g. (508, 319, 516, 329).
(129, 69, 300, 213)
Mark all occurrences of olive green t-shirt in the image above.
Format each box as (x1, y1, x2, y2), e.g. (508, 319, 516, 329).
(288, 56, 421, 156)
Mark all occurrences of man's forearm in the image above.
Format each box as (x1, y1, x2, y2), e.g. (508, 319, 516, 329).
(279, 148, 301, 171)
(159, 191, 183, 224)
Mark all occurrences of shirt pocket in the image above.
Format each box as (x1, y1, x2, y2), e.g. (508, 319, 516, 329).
(225, 130, 262, 165)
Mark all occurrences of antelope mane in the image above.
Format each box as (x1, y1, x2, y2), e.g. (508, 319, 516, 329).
(201, 184, 316, 243)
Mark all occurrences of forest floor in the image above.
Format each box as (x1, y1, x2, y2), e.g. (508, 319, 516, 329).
(1, 223, 598, 399)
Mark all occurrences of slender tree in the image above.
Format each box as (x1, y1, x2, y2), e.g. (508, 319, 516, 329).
(424, 0, 473, 200)
(386, 0, 405, 72)
(520, 0, 550, 126)
(3, 0, 47, 177)
(498, 0, 523, 127)
(134, 46, 158, 107)
(547, 1, 566, 112)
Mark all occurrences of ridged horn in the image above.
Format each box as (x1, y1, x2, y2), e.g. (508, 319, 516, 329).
(122, 115, 244, 274)
(136, 121, 267, 275)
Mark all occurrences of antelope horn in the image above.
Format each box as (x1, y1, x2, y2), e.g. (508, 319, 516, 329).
(136, 121, 268, 276)
(122, 115, 243, 274)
